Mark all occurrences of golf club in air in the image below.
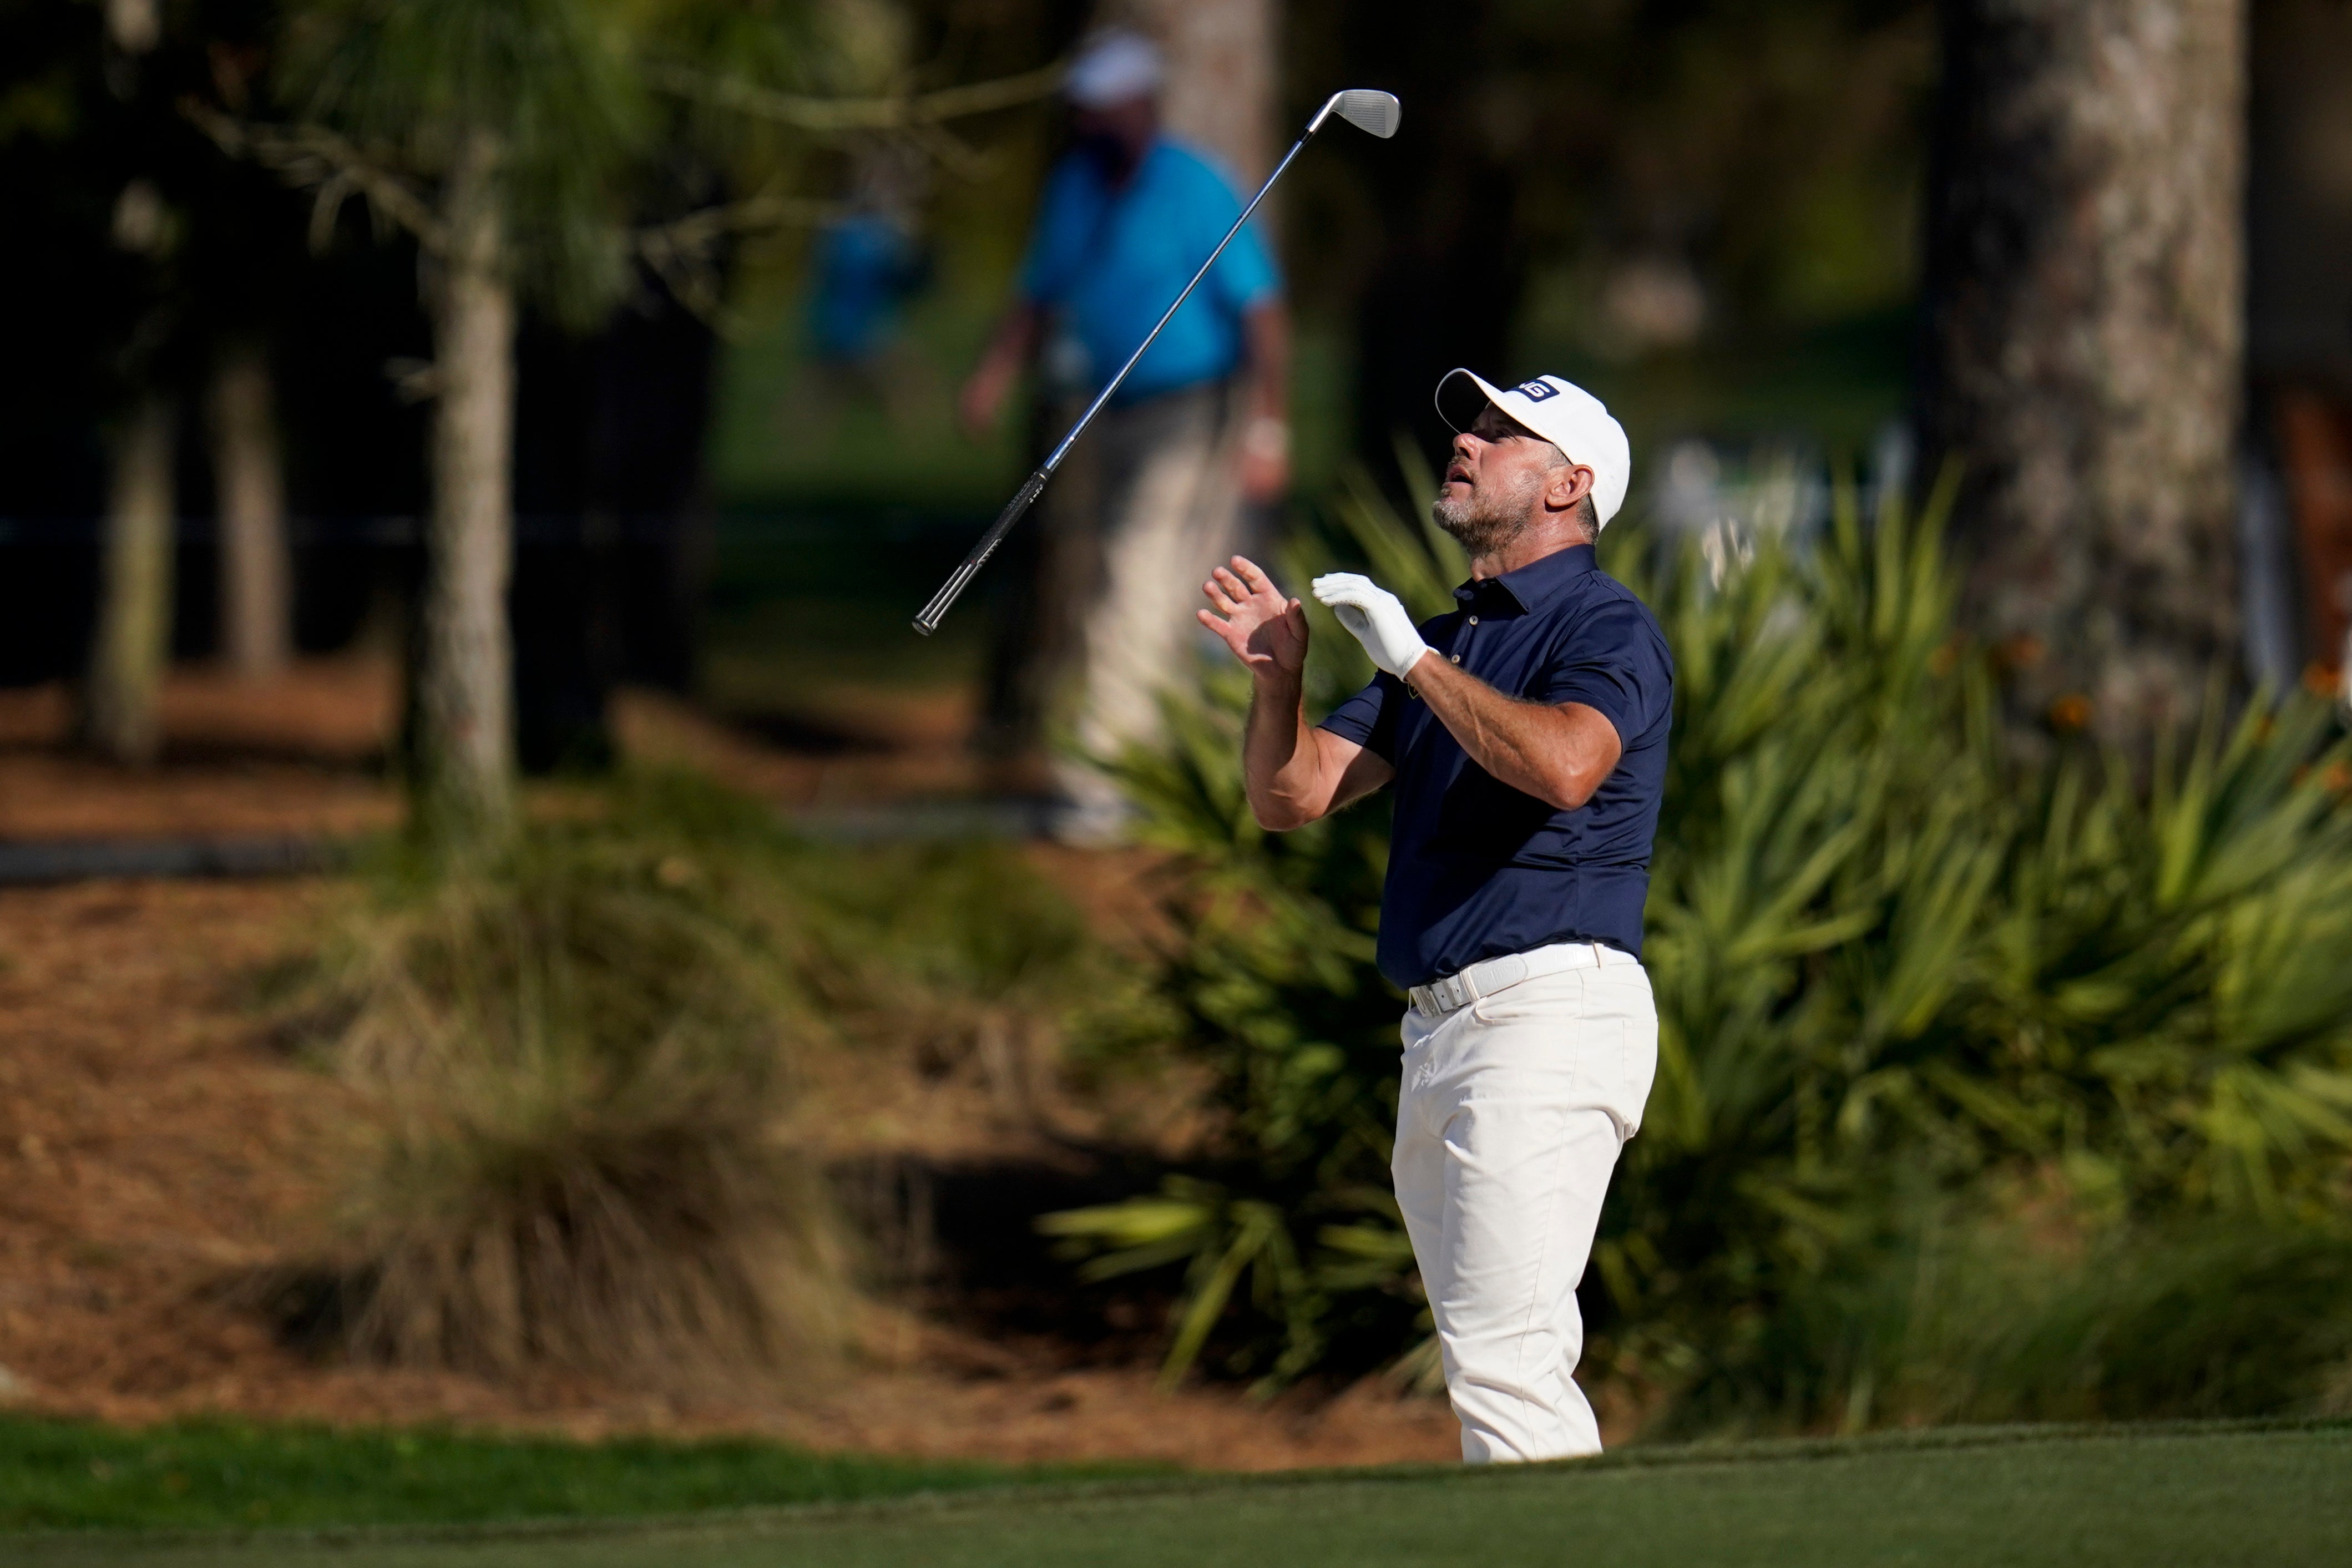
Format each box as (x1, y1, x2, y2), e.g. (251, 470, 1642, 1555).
(912, 88, 1402, 636)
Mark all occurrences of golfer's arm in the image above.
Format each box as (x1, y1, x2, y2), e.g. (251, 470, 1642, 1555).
(1245, 670, 1392, 831)
(1405, 655, 1621, 811)
(1240, 300, 1290, 423)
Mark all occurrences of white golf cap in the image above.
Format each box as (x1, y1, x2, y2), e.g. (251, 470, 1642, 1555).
(1435, 368, 1632, 529)
(1064, 29, 1164, 109)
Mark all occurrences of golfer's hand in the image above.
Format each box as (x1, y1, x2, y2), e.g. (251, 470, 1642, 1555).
(1312, 574, 1429, 680)
(1199, 557, 1307, 679)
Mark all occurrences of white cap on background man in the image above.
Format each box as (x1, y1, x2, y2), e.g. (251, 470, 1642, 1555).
(1064, 29, 1164, 109)
(1435, 369, 1632, 529)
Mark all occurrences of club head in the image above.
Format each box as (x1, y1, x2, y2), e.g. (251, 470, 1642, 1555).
(1316, 89, 1401, 139)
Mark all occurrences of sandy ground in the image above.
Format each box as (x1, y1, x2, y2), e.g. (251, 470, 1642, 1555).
(0, 664, 1460, 1469)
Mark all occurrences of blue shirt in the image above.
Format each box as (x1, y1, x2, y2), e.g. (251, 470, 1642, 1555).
(1318, 544, 1674, 988)
(807, 214, 925, 363)
(1017, 138, 1281, 403)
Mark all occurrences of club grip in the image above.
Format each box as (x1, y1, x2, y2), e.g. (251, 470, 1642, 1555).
(912, 468, 1051, 636)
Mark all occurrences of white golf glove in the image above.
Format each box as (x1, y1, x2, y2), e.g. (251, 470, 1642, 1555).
(1312, 573, 1430, 680)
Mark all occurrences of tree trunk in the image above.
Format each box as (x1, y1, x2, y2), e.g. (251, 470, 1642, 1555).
(1123, 0, 1279, 186)
(1921, 0, 2248, 746)
(82, 395, 176, 765)
(209, 343, 292, 680)
(413, 128, 519, 849)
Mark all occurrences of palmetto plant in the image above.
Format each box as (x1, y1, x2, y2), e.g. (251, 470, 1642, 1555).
(1056, 466, 2352, 1423)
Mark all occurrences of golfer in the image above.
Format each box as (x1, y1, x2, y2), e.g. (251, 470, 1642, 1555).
(1198, 370, 1670, 1462)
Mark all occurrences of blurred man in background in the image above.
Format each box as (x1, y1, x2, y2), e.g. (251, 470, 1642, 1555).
(806, 146, 931, 410)
(960, 28, 1291, 838)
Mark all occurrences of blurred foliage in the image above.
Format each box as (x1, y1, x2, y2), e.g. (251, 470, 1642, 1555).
(705, 0, 1945, 513)
(1, 0, 1948, 517)
(1287, 0, 1934, 337)
(1054, 473, 2352, 1427)
(276, 0, 654, 322)
(270, 770, 1107, 1387)
(270, 0, 923, 326)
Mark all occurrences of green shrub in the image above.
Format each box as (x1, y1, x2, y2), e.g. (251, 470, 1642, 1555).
(798, 839, 1112, 1118)
(1055, 467, 2352, 1427)
(1682, 1198, 2352, 1434)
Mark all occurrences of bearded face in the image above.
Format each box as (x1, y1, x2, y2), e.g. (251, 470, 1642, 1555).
(1430, 461, 1548, 557)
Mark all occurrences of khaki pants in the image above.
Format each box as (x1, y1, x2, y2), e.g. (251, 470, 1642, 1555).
(1051, 380, 1248, 821)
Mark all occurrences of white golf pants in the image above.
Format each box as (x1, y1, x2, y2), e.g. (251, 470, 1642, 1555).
(1393, 951, 1658, 1463)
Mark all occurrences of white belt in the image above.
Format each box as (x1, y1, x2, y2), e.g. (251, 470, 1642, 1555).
(1408, 940, 1634, 1018)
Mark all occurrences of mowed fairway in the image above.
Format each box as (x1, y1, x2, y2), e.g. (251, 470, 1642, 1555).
(15, 1422, 2350, 1568)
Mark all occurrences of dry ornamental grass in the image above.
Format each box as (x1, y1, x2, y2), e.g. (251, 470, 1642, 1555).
(275, 789, 853, 1388)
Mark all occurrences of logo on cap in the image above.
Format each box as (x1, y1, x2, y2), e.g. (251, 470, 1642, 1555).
(1515, 380, 1558, 402)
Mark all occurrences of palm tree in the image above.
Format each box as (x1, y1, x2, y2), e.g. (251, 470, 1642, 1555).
(1921, 0, 2247, 748)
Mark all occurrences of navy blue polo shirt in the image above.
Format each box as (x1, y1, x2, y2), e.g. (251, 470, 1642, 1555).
(1318, 543, 1673, 988)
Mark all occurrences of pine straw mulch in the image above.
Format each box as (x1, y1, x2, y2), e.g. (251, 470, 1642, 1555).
(0, 876, 1456, 1468)
(0, 658, 1007, 841)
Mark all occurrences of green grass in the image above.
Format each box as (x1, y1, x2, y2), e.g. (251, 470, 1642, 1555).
(8, 1422, 2348, 1566)
(0, 1414, 1116, 1534)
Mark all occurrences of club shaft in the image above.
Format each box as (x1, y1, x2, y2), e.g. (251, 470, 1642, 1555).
(912, 125, 1321, 636)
